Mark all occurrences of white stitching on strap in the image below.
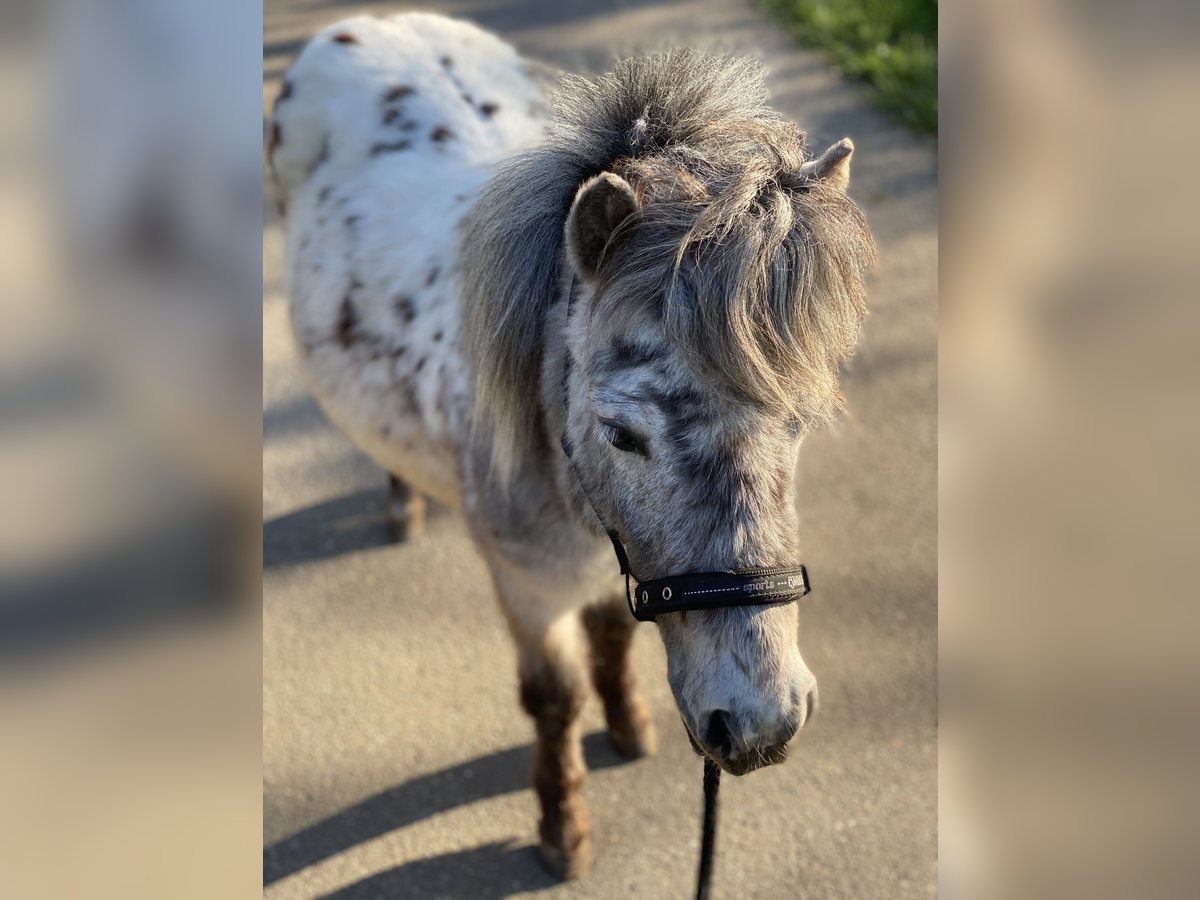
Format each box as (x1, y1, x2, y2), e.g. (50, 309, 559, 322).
(680, 588, 801, 600)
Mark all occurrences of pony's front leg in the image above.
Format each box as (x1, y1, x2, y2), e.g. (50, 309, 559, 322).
(506, 605, 592, 879)
(582, 598, 657, 759)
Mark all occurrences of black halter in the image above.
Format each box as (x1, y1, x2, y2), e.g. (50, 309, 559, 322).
(603, 527, 811, 622)
(559, 416, 812, 620)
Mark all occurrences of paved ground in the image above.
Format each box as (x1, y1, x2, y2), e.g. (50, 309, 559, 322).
(263, 1, 937, 897)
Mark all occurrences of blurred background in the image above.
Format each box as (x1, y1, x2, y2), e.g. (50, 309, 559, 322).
(1, 1, 262, 898)
(940, 3, 1200, 898)
(2, 0, 1199, 898)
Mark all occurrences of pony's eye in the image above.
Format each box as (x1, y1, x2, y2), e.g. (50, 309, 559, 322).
(600, 421, 644, 455)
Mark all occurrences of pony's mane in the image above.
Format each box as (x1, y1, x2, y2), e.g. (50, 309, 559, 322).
(462, 50, 875, 480)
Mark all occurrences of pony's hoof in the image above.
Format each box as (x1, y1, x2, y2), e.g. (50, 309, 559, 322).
(608, 706, 657, 759)
(538, 834, 592, 880)
(387, 504, 425, 541)
(386, 478, 426, 542)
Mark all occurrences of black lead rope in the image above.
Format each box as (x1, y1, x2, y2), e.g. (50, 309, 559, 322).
(697, 757, 721, 900)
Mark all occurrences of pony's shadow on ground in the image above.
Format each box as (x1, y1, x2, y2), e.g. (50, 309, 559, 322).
(265, 732, 629, 892)
(264, 489, 393, 569)
(263, 488, 450, 570)
(318, 841, 556, 899)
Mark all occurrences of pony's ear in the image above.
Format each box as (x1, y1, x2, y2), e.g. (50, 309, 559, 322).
(799, 138, 854, 191)
(565, 172, 639, 282)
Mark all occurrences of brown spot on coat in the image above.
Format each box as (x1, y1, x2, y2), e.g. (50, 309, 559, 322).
(425, 267, 440, 286)
(394, 296, 416, 324)
(430, 126, 454, 143)
(480, 101, 499, 117)
(433, 330, 443, 342)
(415, 357, 426, 373)
(336, 296, 360, 348)
(308, 138, 330, 176)
(268, 122, 282, 155)
(370, 140, 412, 156)
(384, 84, 414, 102)
(332, 32, 358, 44)
(439, 55, 453, 68)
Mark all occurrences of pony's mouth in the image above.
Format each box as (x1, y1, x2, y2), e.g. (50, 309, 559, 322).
(715, 741, 790, 776)
(683, 719, 791, 776)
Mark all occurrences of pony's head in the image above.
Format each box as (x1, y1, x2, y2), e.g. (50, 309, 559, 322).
(464, 52, 874, 774)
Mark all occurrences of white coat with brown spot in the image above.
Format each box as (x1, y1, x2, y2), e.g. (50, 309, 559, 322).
(271, 13, 548, 508)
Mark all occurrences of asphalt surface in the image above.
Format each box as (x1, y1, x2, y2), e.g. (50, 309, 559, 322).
(263, 2, 937, 897)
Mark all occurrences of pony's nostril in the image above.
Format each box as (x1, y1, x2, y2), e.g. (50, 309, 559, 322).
(702, 709, 734, 757)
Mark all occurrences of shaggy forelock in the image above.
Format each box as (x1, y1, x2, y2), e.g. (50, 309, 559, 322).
(462, 49, 875, 479)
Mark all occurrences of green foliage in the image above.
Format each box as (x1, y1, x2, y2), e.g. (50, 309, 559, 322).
(762, 0, 937, 134)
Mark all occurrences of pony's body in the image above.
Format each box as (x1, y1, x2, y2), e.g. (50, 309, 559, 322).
(272, 12, 873, 879)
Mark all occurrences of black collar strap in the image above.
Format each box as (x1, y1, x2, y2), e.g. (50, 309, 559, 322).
(627, 562, 810, 622)
(604, 528, 811, 622)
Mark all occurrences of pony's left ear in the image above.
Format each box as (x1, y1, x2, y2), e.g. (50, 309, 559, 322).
(799, 138, 854, 191)
(565, 172, 639, 282)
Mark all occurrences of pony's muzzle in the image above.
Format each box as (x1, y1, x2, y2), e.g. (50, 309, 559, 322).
(696, 686, 816, 775)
